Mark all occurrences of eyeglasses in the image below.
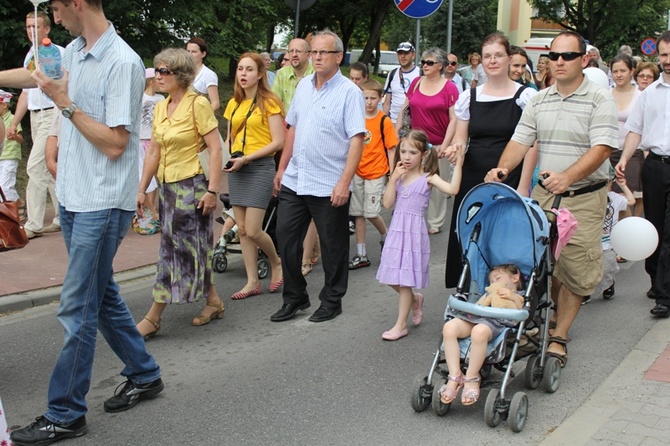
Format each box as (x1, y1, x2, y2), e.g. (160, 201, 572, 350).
(421, 60, 438, 66)
(155, 67, 173, 76)
(637, 73, 655, 79)
(447, 61, 458, 66)
(547, 51, 584, 61)
(310, 50, 340, 57)
(482, 53, 507, 61)
(287, 49, 306, 54)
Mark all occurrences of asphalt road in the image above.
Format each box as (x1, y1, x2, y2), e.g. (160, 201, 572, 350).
(0, 222, 657, 445)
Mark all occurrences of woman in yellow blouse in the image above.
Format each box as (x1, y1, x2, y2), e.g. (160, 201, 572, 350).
(136, 48, 224, 338)
(224, 52, 285, 299)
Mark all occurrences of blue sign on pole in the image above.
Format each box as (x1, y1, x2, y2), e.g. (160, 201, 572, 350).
(640, 37, 657, 56)
(395, 0, 444, 19)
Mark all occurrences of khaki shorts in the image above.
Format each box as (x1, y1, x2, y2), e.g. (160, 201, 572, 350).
(532, 185, 607, 296)
(350, 174, 387, 218)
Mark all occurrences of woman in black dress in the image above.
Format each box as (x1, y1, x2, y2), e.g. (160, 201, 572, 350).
(441, 33, 537, 288)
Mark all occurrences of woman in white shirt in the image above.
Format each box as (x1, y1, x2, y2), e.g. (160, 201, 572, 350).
(186, 37, 220, 111)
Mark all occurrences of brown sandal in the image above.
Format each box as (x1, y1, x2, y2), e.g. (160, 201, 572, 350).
(192, 301, 224, 326)
(140, 316, 161, 340)
(547, 336, 569, 368)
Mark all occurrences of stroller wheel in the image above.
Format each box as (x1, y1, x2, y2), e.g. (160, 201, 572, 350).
(542, 356, 561, 393)
(484, 388, 502, 427)
(257, 255, 270, 279)
(523, 355, 542, 390)
(431, 377, 451, 416)
(212, 255, 228, 273)
(508, 392, 528, 432)
(410, 374, 432, 412)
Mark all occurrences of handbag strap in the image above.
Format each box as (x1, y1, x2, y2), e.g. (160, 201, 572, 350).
(0, 186, 7, 203)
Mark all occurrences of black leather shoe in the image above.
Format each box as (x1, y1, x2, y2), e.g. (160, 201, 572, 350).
(270, 301, 311, 322)
(309, 305, 342, 322)
(647, 287, 662, 299)
(650, 303, 670, 317)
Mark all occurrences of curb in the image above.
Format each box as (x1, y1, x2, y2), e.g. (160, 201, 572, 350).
(0, 266, 157, 315)
(539, 317, 670, 445)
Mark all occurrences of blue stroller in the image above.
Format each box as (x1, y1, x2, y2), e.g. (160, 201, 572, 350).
(410, 182, 562, 433)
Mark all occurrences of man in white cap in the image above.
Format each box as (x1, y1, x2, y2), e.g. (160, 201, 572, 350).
(382, 42, 420, 126)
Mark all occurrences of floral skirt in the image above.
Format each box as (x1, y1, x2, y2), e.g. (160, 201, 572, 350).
(152, 174, 213, 304)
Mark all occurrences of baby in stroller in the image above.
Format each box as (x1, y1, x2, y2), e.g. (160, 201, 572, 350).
(440, 264, 524, 406)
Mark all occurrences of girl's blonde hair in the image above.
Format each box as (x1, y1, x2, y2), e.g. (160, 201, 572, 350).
(394, 130, 438, 175)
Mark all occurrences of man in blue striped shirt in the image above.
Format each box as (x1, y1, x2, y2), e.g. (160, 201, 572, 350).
(271, 30, 366, 323)
(1, 1, 163, 444)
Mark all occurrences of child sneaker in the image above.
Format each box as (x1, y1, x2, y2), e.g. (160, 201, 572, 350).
(602, 283, 615, 300)
(581, 295, 591, 305)
(10, 415, 88, 445)
(348, 255, 370, 270)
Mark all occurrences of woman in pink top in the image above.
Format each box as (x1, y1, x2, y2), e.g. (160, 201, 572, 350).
(396, 48, 459, 234)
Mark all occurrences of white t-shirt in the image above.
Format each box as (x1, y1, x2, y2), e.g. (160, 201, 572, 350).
(23, 44, 65, 110)
(455, 83, 537, 121)
(473, 64, 487, 86)
(140, 93, 164, 140)
(383, 65, 420, 123)
(602, 192, 629, 250)
(193, 65, 218, 95)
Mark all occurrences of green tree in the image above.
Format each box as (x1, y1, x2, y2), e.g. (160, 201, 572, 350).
(529, 0, 670, 58)
(422, 0, 498, 60)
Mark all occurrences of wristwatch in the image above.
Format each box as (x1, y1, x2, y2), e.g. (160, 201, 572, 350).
(61, 102, 77, 119)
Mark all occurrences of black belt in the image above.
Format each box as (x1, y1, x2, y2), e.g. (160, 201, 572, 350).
(538, 180, 607, 197)
(648, 152, 670, 164)
(31, 107, 54, 113)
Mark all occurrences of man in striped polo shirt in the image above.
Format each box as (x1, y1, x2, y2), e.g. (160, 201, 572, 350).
(1, 1, 163, 444)
(485, 30, 619, 368)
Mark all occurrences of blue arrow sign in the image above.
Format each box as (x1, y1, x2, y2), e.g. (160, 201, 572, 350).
(395, 0, 444, 19)
(640, 38, 656, 56)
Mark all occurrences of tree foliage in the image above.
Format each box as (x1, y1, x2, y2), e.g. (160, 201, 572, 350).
(529, 0, 670, 58)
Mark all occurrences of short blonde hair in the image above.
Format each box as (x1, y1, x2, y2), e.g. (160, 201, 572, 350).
(153, 48, 196, 89)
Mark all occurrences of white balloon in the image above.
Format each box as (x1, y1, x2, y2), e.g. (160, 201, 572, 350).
(611, 217, 659, 261)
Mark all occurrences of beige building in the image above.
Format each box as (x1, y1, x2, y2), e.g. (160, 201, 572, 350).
(497, 0, 563, 46)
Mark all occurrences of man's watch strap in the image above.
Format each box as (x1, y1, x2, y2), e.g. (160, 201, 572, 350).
(62, 103, 77, 119)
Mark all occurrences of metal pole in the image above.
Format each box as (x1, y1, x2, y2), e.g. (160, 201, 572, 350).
(446, 0, 453, 54)
(415, 19, 421, 66)
(294, 0, 301, 38)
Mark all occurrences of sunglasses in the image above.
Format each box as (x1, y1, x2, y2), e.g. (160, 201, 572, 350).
(421, 60, 438, 66)
(155, 67, 174, 76)
(447, 61, 458, 66)
(547, 52, 584, 62)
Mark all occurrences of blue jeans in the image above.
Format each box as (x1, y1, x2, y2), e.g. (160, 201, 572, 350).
(45, 207, 161, 425)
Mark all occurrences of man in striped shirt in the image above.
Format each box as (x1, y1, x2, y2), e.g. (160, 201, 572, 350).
(485, 30, 618, 368)
(1, 1, 162, 444)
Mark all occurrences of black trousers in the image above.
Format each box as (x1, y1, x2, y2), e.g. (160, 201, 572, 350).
(642, 156, 670, 306)
(276, 186, 350, 308)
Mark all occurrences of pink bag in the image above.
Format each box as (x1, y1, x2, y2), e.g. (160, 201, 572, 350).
(552, 207, 578, 259)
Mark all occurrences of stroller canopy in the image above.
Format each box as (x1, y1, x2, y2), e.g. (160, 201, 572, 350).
(455, 182, 550, 293)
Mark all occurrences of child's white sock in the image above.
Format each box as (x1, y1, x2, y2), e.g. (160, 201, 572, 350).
(357, 243, 366, 257)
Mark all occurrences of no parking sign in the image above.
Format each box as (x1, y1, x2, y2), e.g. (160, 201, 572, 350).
(395, 0, 444, 19)
(640, 37, 657, 56)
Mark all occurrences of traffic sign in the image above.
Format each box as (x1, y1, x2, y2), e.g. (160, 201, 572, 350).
(395, 0, 444, 19)
(640, 37, 657, 56)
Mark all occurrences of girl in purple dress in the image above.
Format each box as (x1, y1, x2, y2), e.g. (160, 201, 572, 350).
(376, 130, 463, 341)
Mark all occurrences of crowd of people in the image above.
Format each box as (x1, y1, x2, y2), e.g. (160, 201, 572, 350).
(1, 1, 669, 444)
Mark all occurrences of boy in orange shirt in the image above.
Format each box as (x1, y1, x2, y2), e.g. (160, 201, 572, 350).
(349, 79, 398, 269)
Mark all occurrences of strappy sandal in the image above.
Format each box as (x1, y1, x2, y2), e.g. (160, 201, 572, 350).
(461, 375, 481, 406)
(301, 262, 313, 276)
(439, 374, 463, 404)
(18, 200, 27, 223)
(547, 336, 569, 368)
(140, 316, 161, 341)
(192, 300, 225, 326)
